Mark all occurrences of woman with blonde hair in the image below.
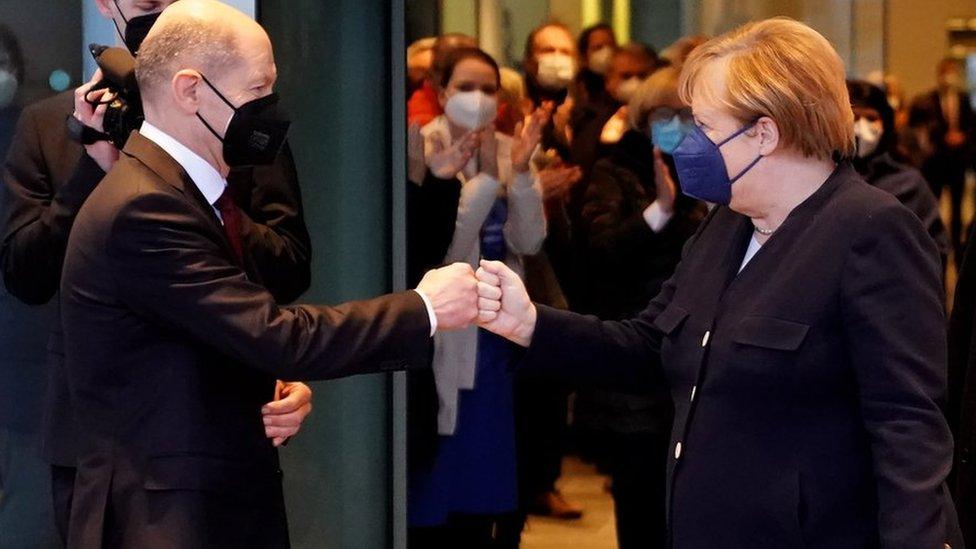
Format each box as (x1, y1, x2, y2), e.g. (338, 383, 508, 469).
(475, 18, 961, 548)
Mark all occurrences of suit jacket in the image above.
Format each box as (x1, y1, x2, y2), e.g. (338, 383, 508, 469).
(59, 131, 431, 548)
(521, 164, 957, 548)
(909, 89, 976, 180)
(948, 227, 976, 545)
(0, 92, 312, 465)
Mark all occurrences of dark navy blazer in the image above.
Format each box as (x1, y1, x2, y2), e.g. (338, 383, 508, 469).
(522, 163, 957, 548)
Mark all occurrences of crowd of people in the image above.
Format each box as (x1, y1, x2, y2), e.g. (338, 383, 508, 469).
(403, 16, 976, 549)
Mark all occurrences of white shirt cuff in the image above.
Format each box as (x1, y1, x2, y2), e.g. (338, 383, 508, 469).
(643, 200, 673, 233)
(414, 289, 437, 337)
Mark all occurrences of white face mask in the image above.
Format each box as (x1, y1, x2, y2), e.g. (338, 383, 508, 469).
(615, 76, 642, 104)
(536, 53, 576, 91)
(588, 46, 613, 75)
(854, 118, 883, 158)
(0, 69, 17, 108)
(444, 90, 498, 131)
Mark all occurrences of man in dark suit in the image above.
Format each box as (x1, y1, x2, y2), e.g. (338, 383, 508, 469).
(0, 0, 315, 543)
(909, 57, 976, 266)
(59, 1, 479, 546)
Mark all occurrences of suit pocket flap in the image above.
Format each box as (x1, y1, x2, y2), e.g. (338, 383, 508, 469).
(732, 316, 810, 351)
(653, 305, 690, 336)
(143, 454, 276, 495)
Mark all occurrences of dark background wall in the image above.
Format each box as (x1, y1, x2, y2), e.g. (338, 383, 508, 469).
(260, 1, 396, 547)
(0, 0, 81, 103)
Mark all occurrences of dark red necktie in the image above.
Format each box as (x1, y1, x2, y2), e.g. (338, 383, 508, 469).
(214, 188, 244, 264)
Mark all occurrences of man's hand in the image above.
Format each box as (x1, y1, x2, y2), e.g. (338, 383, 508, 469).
(426, 130, 480, 179)
(262, 381, 313, 447)
(73, 70, 119, 173)
(417, 262, 479, 332)
(653, 147, 677, 214)
(475, 260, 537, 347)
(511, 102, 553, 173)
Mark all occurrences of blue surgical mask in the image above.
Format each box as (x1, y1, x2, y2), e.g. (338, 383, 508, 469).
(672, 121, 762, 205)
(650, 116, 693, 154)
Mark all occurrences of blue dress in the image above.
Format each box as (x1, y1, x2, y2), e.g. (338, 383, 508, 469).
(409, 198, 518, 527)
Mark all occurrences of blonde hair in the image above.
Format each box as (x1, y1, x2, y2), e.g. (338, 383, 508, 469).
(678, 18, 855, 159)
(499, 67, 526, 107)
(628, 67, 682, 129)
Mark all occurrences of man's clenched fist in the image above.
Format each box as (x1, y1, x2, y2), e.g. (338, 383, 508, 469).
(417, 262, 480, 332)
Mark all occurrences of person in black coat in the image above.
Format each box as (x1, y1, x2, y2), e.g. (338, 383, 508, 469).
(475, 19, 960, 548)
(572, 66, 705, 549)
(58, 3, 480, 546)
(847, 79, 949, 269)
(0, 0, 314, 542)
(909, 58, 976, 266)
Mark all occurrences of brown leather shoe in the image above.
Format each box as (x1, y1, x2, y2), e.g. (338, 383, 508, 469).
(529, 490, 584, 520)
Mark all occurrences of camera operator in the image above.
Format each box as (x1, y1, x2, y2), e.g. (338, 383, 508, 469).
(0, 1, 314, 543)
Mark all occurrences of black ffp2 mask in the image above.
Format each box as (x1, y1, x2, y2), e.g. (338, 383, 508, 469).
(196, 74, 291, 168)
(111, 0, 161, 55)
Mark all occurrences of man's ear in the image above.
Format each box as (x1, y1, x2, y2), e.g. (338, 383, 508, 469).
(94, 0, 116, 19)
(171, 70, 203, 115)
(755, 116, 780, 156)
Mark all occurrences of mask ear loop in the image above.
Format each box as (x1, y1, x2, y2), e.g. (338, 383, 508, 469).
(722, 117, 765, 184)
(194, 72, 237, 142)
(110, 0, 130, 48)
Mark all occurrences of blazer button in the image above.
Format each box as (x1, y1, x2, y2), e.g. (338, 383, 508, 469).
(701, 331, 711, 347)
(674, 442, 683, 459)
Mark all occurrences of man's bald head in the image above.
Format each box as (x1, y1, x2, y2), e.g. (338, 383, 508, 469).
(135, 0, 268, 100)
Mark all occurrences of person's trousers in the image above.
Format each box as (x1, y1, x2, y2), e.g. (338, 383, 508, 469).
(927, 162, 969, 267)
(514, 378, 568, 503)
(409, 512, 523, 549)
(606, 431, 670, 549)
(51, 464, 76, 546)
(0, 427, 63, 548)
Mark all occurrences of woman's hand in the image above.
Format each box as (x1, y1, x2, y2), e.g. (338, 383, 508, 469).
(512, 102, 554, 173)
(479, 124, 500, 180)
(426, 130, 480, 179)
(653, 147, 678, 214)
(476, 259, 537, 347)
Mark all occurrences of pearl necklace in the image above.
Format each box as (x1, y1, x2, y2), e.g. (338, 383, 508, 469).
(753, 224, 775, 236)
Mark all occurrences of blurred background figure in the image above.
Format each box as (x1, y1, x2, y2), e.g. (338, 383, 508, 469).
(572, 66, 706, 549)
(516, 20, 587, 524)
(407, 36, 437, 95)
(0, 22, 62, 549)
(408, 46, 548, 549)
(575, 23, 618, 112)
(909, 57, 976, 268)
(658, 35, 709, 70)
(847, 79, 949, 271)
(409, 33, 479, 127)
(571, 43, 658, 174)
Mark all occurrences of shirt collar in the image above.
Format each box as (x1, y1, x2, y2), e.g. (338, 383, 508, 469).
(140, 121, 227, 207)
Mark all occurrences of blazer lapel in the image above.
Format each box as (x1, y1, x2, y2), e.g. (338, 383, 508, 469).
(121, 132, 243, 269)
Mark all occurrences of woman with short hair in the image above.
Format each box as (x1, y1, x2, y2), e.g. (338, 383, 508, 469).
(476, 18, 960, 548)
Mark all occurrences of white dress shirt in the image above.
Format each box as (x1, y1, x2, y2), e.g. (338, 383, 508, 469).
(140, 122, 439, 336)
(140, 121, 228, 222)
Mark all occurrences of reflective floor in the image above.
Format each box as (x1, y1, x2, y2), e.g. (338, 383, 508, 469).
(522, 457, 617, 549)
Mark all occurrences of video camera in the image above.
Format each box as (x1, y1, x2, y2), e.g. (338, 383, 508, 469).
(84, 43, 143, 149)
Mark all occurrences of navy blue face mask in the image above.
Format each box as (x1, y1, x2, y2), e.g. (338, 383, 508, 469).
(672, 120, 763, 205)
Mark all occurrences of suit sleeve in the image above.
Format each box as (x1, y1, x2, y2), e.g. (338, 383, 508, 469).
(840, 202, 954, 549)
(1, 106, 105, 305)
(518, 277, 673, 391)
(105, 191, 432, 381)
(235, 141, 311, 303)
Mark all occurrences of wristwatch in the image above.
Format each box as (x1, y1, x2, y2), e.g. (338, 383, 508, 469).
(66, 114, 111, 146)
